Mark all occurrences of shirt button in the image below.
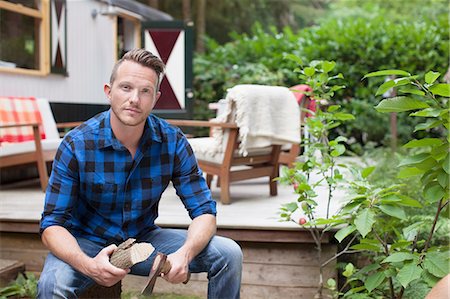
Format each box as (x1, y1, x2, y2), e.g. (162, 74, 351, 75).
(124, 202, 131, 210)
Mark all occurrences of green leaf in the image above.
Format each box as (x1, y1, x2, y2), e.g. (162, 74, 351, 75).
(397, 262, 423, 288)
(422, 270, 442, 287)
(423, 182, 445, 203)
(341, 200, 363, 213)
(283, 53, 303, 65)
(363, 69, 411, 79)
(397, 195, 422, 208)
(391, 240, 413, 250)
(437, 170, 449, 188)
(375, 97, 430, 113)
(327, 105, 340, 112)
(343, 263, 355, 278)
(365, 271, 385, 293)
(429, 83, 450, 97)
(375, 80, 395, 96)
(399, 88, 425, 96)
(403, 222, 421, 241)
(322, 61, 336, 73)
(327, 278, 336, 288)
(382, 252, 415, 263)
(398, 153, 429, 167)
(359, 263, 381, 274)
(378, 205, 406, 220)
(354, 208, 375, 238)
(303, 67, 315, 77)
(431, 144, 448, 160)
(414, 120, 442, 131)
(351, 243, 381, 251)
(410, 108, 441, 117)
(416, 157, 437, 171)
(362, 166, 376, 179)
(334, 112, 355, 121)
(423, 252, 450, 277)
(331, 144, 346, 157)
(425, 71, 441, 85)
(314, 218, 341, 225)
(282, 202, 298, 212)
(335, 225, 356, 242)
(403, 138, 443, 148)
(375, 78, 410, 96)
(397, 167, 424, 178)
(443, 154, 449, 174)
(330, 85, 345, 92)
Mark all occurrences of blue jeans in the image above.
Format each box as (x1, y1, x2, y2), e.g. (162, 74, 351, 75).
(37, 228, 243, 299)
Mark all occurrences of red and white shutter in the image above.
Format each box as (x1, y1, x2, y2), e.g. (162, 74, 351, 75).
(143, 22, 193, 117)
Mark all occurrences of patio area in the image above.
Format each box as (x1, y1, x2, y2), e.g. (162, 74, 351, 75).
(0, 170, 347, 298)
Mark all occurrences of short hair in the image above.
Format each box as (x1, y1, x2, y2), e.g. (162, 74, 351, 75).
(109, 49, 165, 90)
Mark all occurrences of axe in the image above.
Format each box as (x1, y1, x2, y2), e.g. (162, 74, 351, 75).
(141, 251, 191, 295)
(109, 238, 190, 296)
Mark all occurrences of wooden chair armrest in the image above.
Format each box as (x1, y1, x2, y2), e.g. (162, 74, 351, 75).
(166, 119, 238, 129)
(0, 123, 40, 129)
(56, 121, 83, 137)
(56, 121, 83, 129)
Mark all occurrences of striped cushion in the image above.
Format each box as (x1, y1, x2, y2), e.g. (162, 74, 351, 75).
(0, 97, 46, 144)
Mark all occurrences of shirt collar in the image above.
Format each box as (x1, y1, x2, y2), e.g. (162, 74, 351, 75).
(98, 110, 162, 149)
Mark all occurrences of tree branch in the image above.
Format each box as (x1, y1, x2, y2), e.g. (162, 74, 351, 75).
(423, 199, 443, 254)
(321, 233, 359, 267)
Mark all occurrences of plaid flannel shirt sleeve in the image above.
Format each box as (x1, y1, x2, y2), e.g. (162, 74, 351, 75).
(171, 132, 217, 219)
(40, 137, 79, 234)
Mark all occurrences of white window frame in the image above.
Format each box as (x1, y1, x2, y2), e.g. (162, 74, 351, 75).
(113, 9, 141, 61)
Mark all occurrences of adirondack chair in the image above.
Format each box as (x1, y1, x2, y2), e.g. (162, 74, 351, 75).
(0, 97, 80, 191)
(168, 84, 300, 204)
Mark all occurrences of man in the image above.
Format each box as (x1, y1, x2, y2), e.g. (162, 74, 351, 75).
(38, 49, 242, 298)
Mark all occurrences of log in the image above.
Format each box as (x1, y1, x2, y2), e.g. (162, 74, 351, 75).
(109, 238, 155, 269)
(79, 282, 122, 299)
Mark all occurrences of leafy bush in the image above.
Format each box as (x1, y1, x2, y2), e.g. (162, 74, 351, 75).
(278, 60, 449, 298)
(0, 272, 37, 299)
(193, 15, 449, 146)
(298, 16, 449, 147)
(193, 24, 300, 122)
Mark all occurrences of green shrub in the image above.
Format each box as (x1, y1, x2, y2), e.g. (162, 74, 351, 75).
(193, 15, 449, 146)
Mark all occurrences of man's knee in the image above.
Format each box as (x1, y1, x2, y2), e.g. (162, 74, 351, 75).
(37, 269, 56, 298)
(212, 236, 243, 270)
(38, 254, 92, 298)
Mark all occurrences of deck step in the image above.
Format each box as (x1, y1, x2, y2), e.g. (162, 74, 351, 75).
(0, 258, 25, 286)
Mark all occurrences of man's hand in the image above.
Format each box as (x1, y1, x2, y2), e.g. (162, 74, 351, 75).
(162, 249, 190, 284)
(161, 214, 216, 284)
(42, 226, 130, 287)
(85, 244, 130, 287)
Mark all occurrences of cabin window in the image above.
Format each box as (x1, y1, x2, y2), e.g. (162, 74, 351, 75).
(0, 0, 49, 75)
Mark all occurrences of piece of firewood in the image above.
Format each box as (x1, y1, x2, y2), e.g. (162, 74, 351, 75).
(110, 238, 155, 269)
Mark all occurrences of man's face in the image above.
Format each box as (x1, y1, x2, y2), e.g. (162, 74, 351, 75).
(104, 60, 161, 128)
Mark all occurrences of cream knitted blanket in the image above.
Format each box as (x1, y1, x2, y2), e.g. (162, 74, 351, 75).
(222, 84, 301, 156)
(189, 85, 301, 159)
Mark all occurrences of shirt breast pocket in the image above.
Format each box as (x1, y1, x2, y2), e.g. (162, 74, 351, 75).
(86, 183, 118, 210)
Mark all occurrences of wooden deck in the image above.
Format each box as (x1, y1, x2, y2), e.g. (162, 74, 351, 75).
(0, 173, 347, 298)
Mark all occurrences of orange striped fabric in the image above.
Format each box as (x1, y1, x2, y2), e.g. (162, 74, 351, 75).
(0, 96, 46, 144)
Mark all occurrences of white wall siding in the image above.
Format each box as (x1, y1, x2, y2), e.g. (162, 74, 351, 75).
(0, 0, 116, 105)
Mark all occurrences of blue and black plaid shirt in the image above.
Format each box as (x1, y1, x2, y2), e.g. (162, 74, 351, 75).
(40, 110, 216, 245)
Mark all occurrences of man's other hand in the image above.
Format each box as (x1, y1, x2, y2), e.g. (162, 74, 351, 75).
(162, 250, 190, 284)
(87, 244, 130, 287)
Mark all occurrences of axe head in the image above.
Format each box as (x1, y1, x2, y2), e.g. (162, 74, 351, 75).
(141, 252, 168, 295)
